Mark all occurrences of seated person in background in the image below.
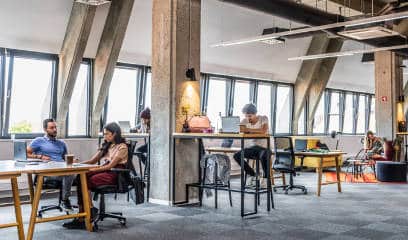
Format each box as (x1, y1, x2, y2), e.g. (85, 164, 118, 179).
(27, 118, 75, 212)
(136, 107, 150, 164)
(63, 122, 128, 229)
(365, 130, 384, 159)
(233, 104, 270, 186)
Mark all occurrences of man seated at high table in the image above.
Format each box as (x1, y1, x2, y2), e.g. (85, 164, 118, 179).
(26, 118, 75, 212)
(233, 103, 271, 187)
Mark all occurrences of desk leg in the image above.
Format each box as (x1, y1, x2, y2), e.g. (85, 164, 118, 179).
(240, 139, 245, 218)
(335, 156, 342, 193)
(11, 177, 24, 240)
(27, 175, 43, 240)
(316, 159, 323, 197)
(27, 173, 34, 205)
(80, 172, 92, 232)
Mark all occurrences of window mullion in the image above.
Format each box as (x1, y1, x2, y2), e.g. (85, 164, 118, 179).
(3, 52, 14, 136)
(271, 84, 277, 135)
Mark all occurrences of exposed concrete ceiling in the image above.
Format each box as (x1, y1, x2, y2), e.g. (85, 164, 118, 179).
(0, 0, 376, 92)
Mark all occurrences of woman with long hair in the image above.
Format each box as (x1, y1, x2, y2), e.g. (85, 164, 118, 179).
(63, 122, 128, 229)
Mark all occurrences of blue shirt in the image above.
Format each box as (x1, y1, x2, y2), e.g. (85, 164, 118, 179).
(29, 136, 67, 162)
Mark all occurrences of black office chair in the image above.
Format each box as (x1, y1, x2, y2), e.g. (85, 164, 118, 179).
(273, 136, 307, 195)
(33, 176, 67, 218)
(91, 141, 137, 230)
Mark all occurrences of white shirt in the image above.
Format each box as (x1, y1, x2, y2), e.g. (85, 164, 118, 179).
(240, 115, 269, 147)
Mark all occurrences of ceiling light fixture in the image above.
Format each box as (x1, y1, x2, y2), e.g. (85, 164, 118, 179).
(211, 11, 408, 47)
(288, 44, 408, 61)
(75, 0, 110, 6)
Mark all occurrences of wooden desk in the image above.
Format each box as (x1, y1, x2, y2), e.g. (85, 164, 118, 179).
(172, 133, 273, 217)
(0, 161, 94, 240)
(0, 169, 24, 240)
(294, 151, 346, 196)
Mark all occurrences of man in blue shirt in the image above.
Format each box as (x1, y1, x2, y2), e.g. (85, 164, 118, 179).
(27, 119, 75, 211)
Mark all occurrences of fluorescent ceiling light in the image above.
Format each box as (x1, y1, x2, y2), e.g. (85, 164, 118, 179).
(211, 11, 408, 47)
(260, 38, 285, 45)
(288, 44, 408, 61)
(75, 0, 110, 6)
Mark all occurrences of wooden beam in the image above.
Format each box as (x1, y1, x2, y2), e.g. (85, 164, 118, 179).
(56, 2, 96, 138)
(91, 0, 135, 137)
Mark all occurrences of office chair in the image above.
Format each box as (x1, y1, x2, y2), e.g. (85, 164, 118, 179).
(33, 176, 67, 218)
(92, 141, 137, 230)
(272, 136, 307, 195)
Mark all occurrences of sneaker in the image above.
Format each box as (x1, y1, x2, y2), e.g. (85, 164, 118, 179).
(62, 218, 85, 229)
(246, 176, 257, 187)
(62, 199, 74, 213)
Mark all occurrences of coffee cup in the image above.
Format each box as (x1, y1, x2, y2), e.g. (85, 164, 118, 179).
(239, 124, 246, 133)
(65, 154, 75, 166)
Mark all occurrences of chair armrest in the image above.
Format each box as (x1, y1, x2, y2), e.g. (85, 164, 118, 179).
(111, 168, 131, 173)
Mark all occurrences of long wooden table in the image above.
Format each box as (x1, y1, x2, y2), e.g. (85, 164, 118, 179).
(172, 133, 273, 217)
(0, 160, 93, 240)
(294, 151, 346, 197)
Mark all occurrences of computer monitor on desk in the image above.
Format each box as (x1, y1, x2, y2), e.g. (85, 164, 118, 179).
(294, 139, 307, 152)
(221, 116, 240, 133)
(118, 121, 131, 133)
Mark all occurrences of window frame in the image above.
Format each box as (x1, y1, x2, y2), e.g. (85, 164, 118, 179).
(2, 49, 58, 139)
(66, 58, 92, 138)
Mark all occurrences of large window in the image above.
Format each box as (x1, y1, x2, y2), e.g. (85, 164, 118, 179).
(106, 66, 138, 127)
(206, 77, 227, 126)
(297, 106, 306, 135)
(328, 91, 340, 133)
(275, 85, 292, 134)
(232, 81, 251, 117)
(312, 95, 325, 134)
(68, 63, 89, 136)
(356, 95, 367, 134)
(343, 93, 354, 134)
(7, 56, 55, 134)
(257, 83, 273, 132)
(145, 72, 152, 109)
(369, 97, 375, 132)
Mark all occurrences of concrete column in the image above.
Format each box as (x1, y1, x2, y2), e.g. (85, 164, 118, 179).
(91, 0, 135, 137)
(150, 0, 201, 204)
(374, 51, 403, 140)
(306, 38, 343, 134)
(56, 2, 96, 137)
(292, 34, 330, 134)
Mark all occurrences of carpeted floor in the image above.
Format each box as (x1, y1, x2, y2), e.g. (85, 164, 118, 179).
(1, 171, 408, 240)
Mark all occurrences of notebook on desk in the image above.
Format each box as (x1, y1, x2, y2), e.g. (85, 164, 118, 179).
(221, 116, 240, 133)
(14, 141, 43, 163)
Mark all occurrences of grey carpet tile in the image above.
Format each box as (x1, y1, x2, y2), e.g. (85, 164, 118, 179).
(342, 228, 394, 240)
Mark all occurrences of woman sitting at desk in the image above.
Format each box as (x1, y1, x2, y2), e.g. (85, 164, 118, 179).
(63, 122, 128, 229)
(365, 130, 384, 159)
(135, 107, 150, 164)
(233, 103, 270, 187)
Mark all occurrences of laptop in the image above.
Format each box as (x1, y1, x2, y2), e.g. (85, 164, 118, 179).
(118, 121, 131, 133)
(294, 139, 308, 152)
(14, 141, 43, 163)
(221, 116, 240, 133)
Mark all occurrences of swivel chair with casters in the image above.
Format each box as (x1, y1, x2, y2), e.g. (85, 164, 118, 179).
(33, 176, 70, 218)
(91, 141, 137, 230)
(272, 136, 307, 195)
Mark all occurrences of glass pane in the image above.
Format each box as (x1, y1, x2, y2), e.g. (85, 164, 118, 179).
(356, 95, 366, 134)
(275, 85, 291, 134)
(206, 78, 227, 127)
(343, 94, 354, 134)
(328, 92, 340, 132)
(369, 97, 375, 132)
(233, 81, 250, 117)
(257, 84, 272, 132)
(298, 106, 305, 135)
(145, 72, 151, 109)
(9, 57, 53, 134)
(68, 64, 88, 136)
(106, 67, 138, 127)
(312, 96, 325, 134)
